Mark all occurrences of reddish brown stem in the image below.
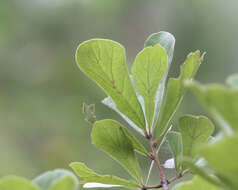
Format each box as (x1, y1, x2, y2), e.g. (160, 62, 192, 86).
(149, 137, 169, 190)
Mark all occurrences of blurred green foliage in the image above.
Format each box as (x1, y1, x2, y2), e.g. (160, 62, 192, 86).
(0, 0, 237, 186)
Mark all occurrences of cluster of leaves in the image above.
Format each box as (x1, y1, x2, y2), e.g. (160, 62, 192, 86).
(174, 73, 238, 190)
(1, 32, 237, 190)
(69, 31, 216, 190)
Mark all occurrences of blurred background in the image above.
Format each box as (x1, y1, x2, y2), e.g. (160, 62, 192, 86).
(0, 0, 237, 187)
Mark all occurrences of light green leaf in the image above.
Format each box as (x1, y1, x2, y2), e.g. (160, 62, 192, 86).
(0, 176, 39, 190)
(144, 32, 175, 130)
(181, 159, 222, 187)
(132, 44, 168, 129)
(70, 162, 140, 189)
(187, 81, 238, 134)
(122, 127, 148, 157)
(75, 39, 146, 132)
(91, 119, 143, 182)
(199, 134, 238, 189)
(32, 169, 78, 190)
(50, 176, 78, 190)
(156, 51, 204, 139)
(144, 31, 175, 66)
(179, 115, 214, 164)
(173, 176, 219, 190)
(167, 131, 183, 171)
(102, 96, 144, 136)
(226, 73, 238, 88)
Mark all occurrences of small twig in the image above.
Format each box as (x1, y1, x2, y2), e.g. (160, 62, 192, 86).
(168, 173, 183, 184)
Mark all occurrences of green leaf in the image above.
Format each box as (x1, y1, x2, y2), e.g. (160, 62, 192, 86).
(32, 169, 78, 190)
(187, 81, 238, 134)
(102, 96, 144, 136)
(131, 44, 168, 129)
(226, 73, 238, 88)
(91, 119, 143, 182)
(70, 162, 140, 189)
(50, 176, 78, 190)
(199, 134, 238, 189)
(144, 32, 175, 130)
(167, 131, 183, 171)
(179, 115, 214, 165)
(0, 176, 39, 190)
(122, 127, 148, 157)
(144, 31, 175, 66)
(156, 51, 204, 139)
(75, 39, 146, 132)
(173, 176, 219, 190)
(180, 159, 222, 187)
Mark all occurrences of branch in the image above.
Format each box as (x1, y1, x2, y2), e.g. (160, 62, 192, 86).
(141, 173, 184, 189)
(147, 135, 169, 190)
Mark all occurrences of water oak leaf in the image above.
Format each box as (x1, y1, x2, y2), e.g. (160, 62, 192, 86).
(32, 169, 78, 190)
(0, 176, 39, 190)
(167, 131, 183, 171)
(70, 162, 140, 189)
(156, 51, 204, 139)
(132, 44, 168, 129)
(187, 81, 238, 134)
(179, 115, 214, 163)
(91, 119, 143, 182)
(75, 39, 146, 132)
(144, 32, 175, 130)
